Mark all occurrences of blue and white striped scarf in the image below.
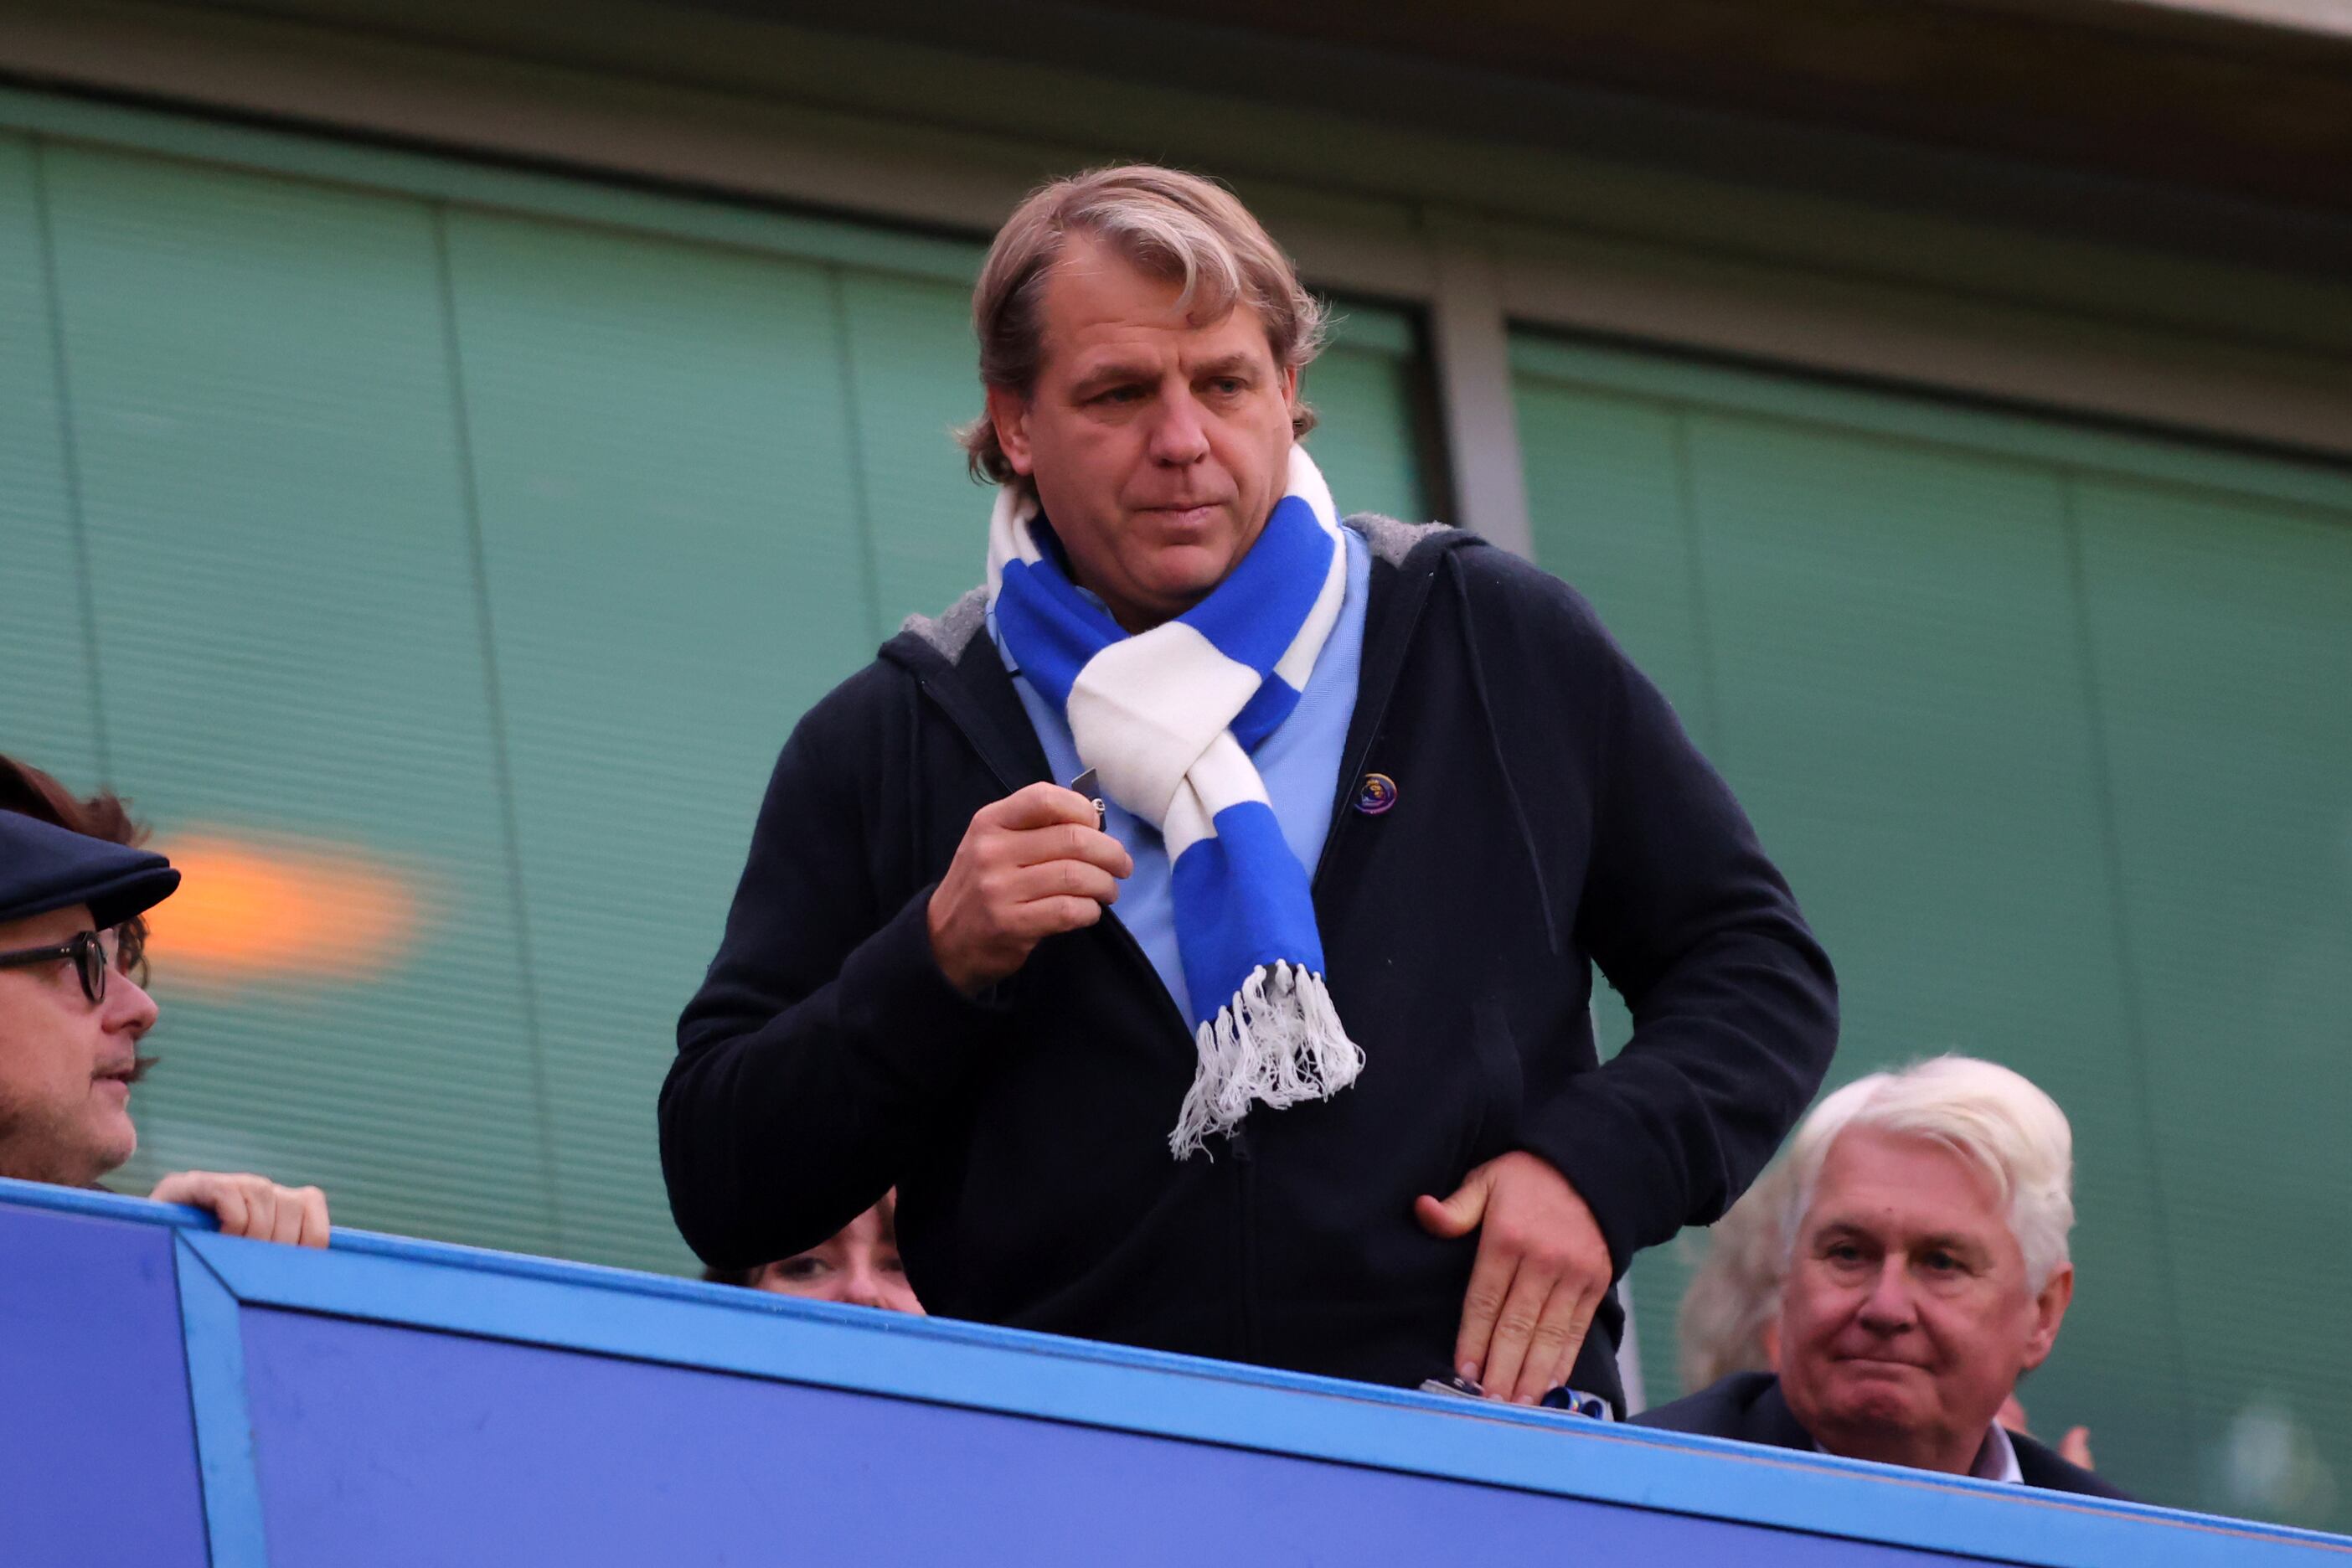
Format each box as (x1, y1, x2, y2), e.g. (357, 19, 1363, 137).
(988, 447, 1364, 1158)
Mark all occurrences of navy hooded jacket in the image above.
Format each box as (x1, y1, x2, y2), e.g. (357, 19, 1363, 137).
(662, 517, 1838, 1406)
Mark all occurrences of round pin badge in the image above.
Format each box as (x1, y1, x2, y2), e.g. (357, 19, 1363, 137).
(1354, 772, 1399, 815)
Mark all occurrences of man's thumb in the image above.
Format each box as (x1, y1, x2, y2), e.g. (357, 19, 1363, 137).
(1414, 1177, 1489, 1239)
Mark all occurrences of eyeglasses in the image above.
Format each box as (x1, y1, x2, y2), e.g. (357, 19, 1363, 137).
(0, 928, 128, 1005)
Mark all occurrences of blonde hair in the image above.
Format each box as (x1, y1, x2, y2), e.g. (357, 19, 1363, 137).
(960, 165, 1327, 492)
(1678, 1160, 1794, 1390)
(1783, 1056, 2076, 1292)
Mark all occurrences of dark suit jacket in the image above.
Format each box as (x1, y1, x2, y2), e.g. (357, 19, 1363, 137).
(1634, 1372, 2133, 1502)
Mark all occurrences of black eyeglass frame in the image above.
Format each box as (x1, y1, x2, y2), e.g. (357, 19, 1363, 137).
(0, 928, 119, 1005)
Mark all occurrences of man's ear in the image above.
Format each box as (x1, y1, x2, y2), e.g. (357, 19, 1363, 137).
(2019, 1263, 2074, 1372)
(1760, 1316, 1782, 1372)
(986, 385, 1035, 477)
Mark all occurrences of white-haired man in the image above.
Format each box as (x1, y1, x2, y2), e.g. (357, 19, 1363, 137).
(1637, 1057, 2125, 1498)
(663, 165, 1837, 1412)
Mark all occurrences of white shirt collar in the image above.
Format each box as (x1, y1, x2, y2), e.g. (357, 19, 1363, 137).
(1972, 1421, 2025, 1485)
(1805, 1421, 2024, 1483)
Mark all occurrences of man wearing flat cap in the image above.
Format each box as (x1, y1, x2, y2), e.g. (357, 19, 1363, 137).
(0, 797, 330, 1245)
(665, 165, 1836, 1410)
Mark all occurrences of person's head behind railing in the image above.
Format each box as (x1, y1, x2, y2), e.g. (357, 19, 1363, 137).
(0, 753, 330, 1246)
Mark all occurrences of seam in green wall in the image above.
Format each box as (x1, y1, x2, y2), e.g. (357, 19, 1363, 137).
(826, 265, 891, 650)
(1512, 335, 2352, 518)
(27, 135, 115, 785)
(2053, 464, 2196, 1449)
(430, 199, 567, 1255)
(1663, 408, 1727, 768)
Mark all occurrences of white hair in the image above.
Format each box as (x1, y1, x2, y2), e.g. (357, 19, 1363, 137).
(1678, 1158, 1794, 1390)
(1782, 1056, 2075, 1292)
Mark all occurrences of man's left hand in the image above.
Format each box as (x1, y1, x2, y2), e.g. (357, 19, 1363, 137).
(1415, 1151, 1612, 1405)
(150, 1170, 332, 1247)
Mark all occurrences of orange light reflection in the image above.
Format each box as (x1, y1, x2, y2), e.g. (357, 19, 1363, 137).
(145, 832, 426, 990)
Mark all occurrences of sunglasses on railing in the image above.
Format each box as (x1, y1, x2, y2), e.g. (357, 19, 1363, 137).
(0, 927, 137, 1006)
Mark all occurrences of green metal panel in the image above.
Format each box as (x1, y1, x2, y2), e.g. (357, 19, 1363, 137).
(441, 206, 883, 1272)
(35, 142, 558, 1256)
(1510, 382, 1713, 728)
(0, 134, 104, 778)
(2073, 477, 2352, 1525)
(1303, 330, 1431, 527)
(836, 267, 992, 628)
(1515, 336, 2352, 1528)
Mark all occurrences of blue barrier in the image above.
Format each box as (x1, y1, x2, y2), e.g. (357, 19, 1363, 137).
(3, 1175, 2344, 1567)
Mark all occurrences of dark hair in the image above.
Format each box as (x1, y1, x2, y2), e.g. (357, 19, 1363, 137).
(700, 1192, 901, 1291)
(0, 754, 155, 984)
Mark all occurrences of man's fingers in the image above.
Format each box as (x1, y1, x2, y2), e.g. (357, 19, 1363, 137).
(150, 1172, 328, 1248)
(1005, 859, 1123, 909)
(1448, 1227, 1516, 1384)
(934, 782, 1137, 994)
(1479, 1261, 1558, 1406)
(209, 1180, 251, 1239)
(1006, 820, 1133, 879)
(988, 782, 1102, 832)
(1509, 1277, 1598, 1405)
(296, 1186, 333, 1248)
(1413, 1194, 1461, 1238)
(1414, 1163, 1493, 1241)
(1011, 896, 1105, 936)
(243, 1183, 281, 1243)
(147, 1171, 198, 1207)
(267, 1184, 308, 1246)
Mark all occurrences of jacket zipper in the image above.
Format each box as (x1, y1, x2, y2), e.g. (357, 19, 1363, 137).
(1231, 1119, 1260, 1359)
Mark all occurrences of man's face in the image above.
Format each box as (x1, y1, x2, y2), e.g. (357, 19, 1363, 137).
(0, 905, 156, 1186)
(1777, 1127, 2072, 1474)
(987, 234, 1300, 632)
(749, 1196, 924, 1314)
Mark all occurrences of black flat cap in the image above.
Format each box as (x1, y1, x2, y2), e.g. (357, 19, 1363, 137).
(0, 811, 181, 930)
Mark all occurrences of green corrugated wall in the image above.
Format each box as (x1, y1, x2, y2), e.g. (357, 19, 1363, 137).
(0, 118, 1431, 1277)
(1515, 338, 2352, 1526)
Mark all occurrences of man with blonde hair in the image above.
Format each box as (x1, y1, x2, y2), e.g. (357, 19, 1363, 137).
(665, 165, 1835, 1411)
(1638, 1057, 2125, 1498)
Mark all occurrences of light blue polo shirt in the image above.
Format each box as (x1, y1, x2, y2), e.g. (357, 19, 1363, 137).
(988, 525, 1373, 1023)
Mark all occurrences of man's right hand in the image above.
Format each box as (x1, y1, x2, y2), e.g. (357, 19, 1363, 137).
(926, 782, 1132, 995)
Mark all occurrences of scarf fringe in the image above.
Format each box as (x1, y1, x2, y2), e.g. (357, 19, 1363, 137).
(1168, 961, 1364, 1159)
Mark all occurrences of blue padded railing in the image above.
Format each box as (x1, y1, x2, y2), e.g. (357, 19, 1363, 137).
(2, 1175, 2343, 1566)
